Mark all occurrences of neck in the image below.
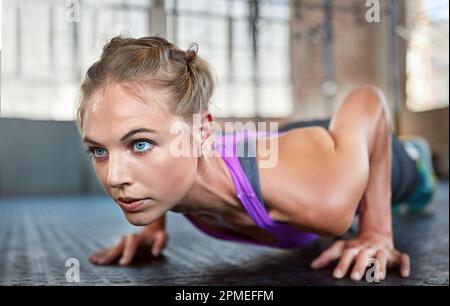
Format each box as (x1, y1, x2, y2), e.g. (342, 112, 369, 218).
(171, 153, 241, 215)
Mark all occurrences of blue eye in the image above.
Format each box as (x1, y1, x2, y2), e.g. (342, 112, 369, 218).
(133, 141, 152, 153)
(93, 148, 107, 158)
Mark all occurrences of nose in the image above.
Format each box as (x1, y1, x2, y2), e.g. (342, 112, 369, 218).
(106, 153, 132, 188)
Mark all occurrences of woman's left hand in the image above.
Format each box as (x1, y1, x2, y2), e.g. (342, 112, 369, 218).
(310, 232, 410, 282)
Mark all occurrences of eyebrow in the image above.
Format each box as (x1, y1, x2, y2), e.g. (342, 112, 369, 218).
(83, 128, 158, 146)
(119, 128, 158, 141)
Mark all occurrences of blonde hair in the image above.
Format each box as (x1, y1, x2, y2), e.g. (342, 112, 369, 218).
(76, 35, 214, 130)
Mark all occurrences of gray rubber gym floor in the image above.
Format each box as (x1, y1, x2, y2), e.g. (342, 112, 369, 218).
(0, 181, 448, 286)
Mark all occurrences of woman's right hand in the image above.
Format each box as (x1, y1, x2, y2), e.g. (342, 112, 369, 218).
(89, 229, 169, 266)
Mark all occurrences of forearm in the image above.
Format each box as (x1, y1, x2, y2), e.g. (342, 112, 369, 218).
(358, 106, 393, 237)
(359, 180, 393, 237)
(310, 90, 410, 280)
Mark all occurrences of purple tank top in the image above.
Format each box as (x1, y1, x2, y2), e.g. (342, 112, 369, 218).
(184, 129, 319, 249)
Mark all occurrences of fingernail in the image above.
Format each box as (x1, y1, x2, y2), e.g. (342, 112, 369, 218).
(380, 272, 385, 280)
(311, 261, 318, 268)
(351, 272, 361, 280)
(119, 259, 126, 265)
(334, 270, 343, 279)
(402, 270, 410, 278)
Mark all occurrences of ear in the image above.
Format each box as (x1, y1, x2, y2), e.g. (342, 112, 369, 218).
(199, 110, 214, 143)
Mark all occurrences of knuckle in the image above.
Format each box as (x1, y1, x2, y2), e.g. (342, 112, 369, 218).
(345, 248, 358, 256)
(364, 246, 375, 252)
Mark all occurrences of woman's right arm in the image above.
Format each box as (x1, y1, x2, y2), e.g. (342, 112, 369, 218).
(89, 214, 169, 266)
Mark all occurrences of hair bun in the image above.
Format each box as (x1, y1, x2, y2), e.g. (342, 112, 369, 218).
(101, 36, 133, 60)
(185, 43, 198, 62)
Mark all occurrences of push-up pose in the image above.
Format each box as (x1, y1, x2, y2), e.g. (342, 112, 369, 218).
(77, 36, 438, 282)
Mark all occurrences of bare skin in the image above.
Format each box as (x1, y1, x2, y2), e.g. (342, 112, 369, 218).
(83, 83, 409, 282)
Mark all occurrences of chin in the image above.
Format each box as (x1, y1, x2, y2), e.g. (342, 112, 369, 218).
(123, 212, 154, 226)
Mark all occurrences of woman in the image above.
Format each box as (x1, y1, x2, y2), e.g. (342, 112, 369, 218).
(77, 36, 437, 282)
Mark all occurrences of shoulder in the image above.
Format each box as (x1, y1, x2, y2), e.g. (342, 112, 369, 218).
(277, 127, 336, 156)
(256, 127, 336, 171)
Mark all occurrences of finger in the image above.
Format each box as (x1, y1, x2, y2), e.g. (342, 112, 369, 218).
(350, 248, 374, 281)
(98, 236, 126, 265)
(375, 250, 387, 280)
(119, 234, 140, 266)
(399, 253, 410, 278)
(333, 248, 359, 279)
(90, 249, 110, 263)
(91, 248, 115, 265)
(311, 241, 346, 269)
(151, 232, 167, 257)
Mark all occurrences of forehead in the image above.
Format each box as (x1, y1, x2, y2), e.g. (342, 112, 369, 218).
(82, 82, 173, 136)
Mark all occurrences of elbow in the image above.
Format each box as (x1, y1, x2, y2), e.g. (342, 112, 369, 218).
(320, 216, 353, 237)
(288, 188, 357, 237)
(324, 217, 353, 237)
(318, 182, 361, 236)
(291, 203, 354, 237)
(318, 200, 355, 237)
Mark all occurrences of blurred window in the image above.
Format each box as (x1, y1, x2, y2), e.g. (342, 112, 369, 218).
(406, 0, 449, 112)
(1, 0, 292, 120)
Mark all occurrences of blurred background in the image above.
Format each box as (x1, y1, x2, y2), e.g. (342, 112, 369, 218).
(0, 0, 448, 197)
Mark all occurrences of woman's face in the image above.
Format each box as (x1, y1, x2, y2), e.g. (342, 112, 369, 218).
(81, 82, 198, 226)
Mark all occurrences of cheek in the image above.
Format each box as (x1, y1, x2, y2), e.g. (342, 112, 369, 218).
(140, 154, 198, 201)
(91, 162, 113, 195)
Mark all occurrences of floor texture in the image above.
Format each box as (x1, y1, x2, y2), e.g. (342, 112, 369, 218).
(0, 181, 448, 286)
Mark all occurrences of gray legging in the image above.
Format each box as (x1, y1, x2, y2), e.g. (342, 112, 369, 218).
(279, 119, 420, 204)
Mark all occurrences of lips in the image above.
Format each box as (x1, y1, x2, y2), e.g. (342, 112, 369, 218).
(117, 197, 149, 212)
(118, 197, 144, 204)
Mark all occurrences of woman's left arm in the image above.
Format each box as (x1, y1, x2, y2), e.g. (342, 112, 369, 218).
(309, 88, 410, 282)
